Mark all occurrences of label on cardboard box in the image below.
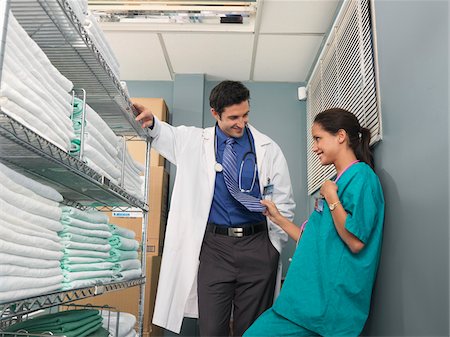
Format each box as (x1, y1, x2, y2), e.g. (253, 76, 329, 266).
(112, 211, 143, 218)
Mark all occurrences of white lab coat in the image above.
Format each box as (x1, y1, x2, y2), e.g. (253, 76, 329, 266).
(149, 118, 295, 333)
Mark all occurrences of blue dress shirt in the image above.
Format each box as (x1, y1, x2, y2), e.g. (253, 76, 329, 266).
(207, 125, 265, 226)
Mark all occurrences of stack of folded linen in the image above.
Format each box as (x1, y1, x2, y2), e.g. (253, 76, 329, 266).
(83, 12, 121, 79)
(107, 224, 142, 282)
(0, 11, 75, 151)
(4, 309, 108, 337)
(60, 207, 115, 290)
(0, 163, 64, 303)
(71, 97, 121, 183)
(70, 98, 145, 199)
(117, 137, 146, 200)
(102, 311, 137, 337)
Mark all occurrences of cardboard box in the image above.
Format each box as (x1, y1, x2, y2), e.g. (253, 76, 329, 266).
(108, 166, 169, 251)
(75, 255, 162, 335)
(130, 98, 169, 167)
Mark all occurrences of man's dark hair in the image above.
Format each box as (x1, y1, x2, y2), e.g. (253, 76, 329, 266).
(209, 80, 250, 117)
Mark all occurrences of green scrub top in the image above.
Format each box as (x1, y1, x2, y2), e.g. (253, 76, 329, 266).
(273, 162, 384, 336)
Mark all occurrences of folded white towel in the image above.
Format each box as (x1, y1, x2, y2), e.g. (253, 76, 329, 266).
(63, 249, 110, 259)
(108, 224, 136, 240)
(114, 269, 142, 282)
(61, 225, 112, 239)
(0, 283, 61, 304)
(81, 122, 119, 158)
(61, 215, 111, 232)
(0, 264, 62, 278)
(62, 240, 111, 252)
(0, 237, 63, 261)
(84, 143, 121, 180)
(8, 13, 73, 93)
(113, 259, 141, 272)
(0, 252, 60, 269)
(0, 162, 63, 202)
(0, 180, 62, 220)
(63, 270, 114, 282)
(0, 71, 75, 142)
(59, 233, 109, 245)
(61, 278, 113, 290)
(0, 97, 70, 150)
(61, 206, 109, 223)
(0, 274, 64, 292)
(3, 212, 60, 243)
(102, 312, 137, 337)
(0, 218, 62, 251)
(61, 256, 108, 265)
(62, 262, 114, 272)
(85, 103, 119, 148)
(0, 199, 63, 232)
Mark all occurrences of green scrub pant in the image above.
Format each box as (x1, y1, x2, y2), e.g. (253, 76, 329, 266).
(243, 308, 319, 337)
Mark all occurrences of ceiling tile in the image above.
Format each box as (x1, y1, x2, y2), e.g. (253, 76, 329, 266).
(253, 34, 324, 82)
(102, 30, 172, 81)
(162, 32, 254, 81)
(259, 0, 340, 34)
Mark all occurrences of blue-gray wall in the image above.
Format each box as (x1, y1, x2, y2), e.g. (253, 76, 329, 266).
(362, 1, 449, 336)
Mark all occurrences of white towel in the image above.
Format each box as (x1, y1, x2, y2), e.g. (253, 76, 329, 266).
(0, 252, 60, 269)
(84, 103, 119, 148)
(112, 259, 141, 272)
(0, 218, 62, 250)
(0, 162, 63, 202)
(114, 269, 142, 281)
(0, 237, 63, 261)
(63, 249, 110, 259)
(0, 264, 62, 278)
(0, 70, 75, 141)
(62, 262, 114, 272)
(0, 274, 63, 292)
(81, 122, 119, 158)
(61, 256, 108, 265)
(0, 97, 70, 150)
(8, 13, 73, 93)
(102, 312, 136, 337)
(3, 212, 60, 243)
(59, 233, 109, 245)
(84, 143, 121, 180)
(61, 206, 109, 224)
(108, 224, 136, 240)
(0, 180, 62, 220)
(62, 270, 114, 282)
(62, 240, 111, 252)
(62, 278, 113, 290)
(0, 199, 63, 232)
(61, 225, 112, 239)
(0, 283, 61, 303)
(61, 216, 111, 231)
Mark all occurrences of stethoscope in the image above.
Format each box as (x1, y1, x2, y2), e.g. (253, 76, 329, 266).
(214, 125, 257, 193)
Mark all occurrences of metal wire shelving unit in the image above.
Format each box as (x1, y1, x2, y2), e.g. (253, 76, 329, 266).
(0, 0, 152, 335)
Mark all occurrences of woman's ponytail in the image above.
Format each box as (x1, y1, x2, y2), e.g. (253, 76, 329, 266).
(355, 126, 373, 169)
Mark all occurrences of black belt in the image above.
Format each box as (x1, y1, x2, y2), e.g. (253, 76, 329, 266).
(206, 221, 267, 238)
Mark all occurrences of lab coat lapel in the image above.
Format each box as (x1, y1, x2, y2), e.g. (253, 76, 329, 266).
(249, 125, 269, 176)
(203, 127, 216, 193)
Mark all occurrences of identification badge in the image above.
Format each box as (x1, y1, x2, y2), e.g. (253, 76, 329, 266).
(263, 184, 274, 200)
(314, 197, 324, 213)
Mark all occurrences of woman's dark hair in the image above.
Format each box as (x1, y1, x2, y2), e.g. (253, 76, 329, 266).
(209, 80, 250, 117)
(314, 108, 374, 168)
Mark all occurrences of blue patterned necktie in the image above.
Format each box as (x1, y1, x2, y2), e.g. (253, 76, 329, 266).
(222, 137, 265, 212)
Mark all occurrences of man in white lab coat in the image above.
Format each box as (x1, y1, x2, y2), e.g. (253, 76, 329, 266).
(134, 81, 295, 336)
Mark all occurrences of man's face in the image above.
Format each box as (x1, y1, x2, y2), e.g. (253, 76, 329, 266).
(211, 100, 249, 138)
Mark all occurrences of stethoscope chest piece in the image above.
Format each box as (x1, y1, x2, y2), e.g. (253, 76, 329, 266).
(214, 162, 223, 172)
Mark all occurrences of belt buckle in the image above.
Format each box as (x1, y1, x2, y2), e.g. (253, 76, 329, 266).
(228, 227, 244, 238)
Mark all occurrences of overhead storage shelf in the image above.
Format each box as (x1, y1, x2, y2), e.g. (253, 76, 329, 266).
(0, 278, 145, 322)
(8, 0, 147, 137)
(0, 112, 149, 210)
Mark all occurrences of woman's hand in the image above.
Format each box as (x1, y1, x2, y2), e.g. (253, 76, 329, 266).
(320, 180, 338, 202)
(261, 199, 284, 225)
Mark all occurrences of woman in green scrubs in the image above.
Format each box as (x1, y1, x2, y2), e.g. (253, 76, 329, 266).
(244, 108, 384, 337)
